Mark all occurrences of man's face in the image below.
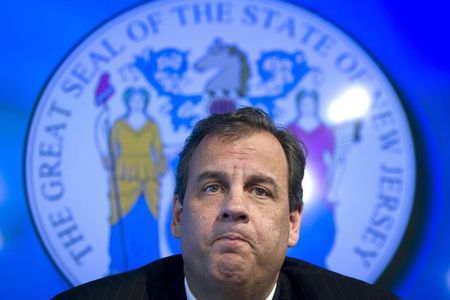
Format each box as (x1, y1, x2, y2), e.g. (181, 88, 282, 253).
(172, 131, 301, 288)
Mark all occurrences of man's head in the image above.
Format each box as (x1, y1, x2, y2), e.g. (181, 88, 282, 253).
(171, 107, 306, 299)
(174, 107, 306, 212)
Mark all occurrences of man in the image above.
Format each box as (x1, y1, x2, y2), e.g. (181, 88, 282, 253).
(54, 107, 398, 299)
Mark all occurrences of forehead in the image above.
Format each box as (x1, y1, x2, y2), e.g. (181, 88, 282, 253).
(188, 131, 289, 183)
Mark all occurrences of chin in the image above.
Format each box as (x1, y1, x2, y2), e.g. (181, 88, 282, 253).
(210, 253, 250, 284)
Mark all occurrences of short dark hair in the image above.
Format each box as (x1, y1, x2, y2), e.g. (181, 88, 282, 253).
(174, 107, 306, 212)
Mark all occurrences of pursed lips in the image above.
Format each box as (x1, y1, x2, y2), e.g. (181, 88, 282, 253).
(213, 233, 252, 247)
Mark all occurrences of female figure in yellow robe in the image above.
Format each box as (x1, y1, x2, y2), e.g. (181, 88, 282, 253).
(106, 87, 165, 273)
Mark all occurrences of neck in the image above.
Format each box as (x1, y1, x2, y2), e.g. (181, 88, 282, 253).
(185, 272, 278, 300)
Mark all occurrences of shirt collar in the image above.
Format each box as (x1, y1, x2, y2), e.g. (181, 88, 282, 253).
(184, 277, 277, 300)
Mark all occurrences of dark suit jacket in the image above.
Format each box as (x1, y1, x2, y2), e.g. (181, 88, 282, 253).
(54, 255, 399, 299)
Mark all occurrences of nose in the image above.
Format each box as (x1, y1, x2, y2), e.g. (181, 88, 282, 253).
(218, 190, 249, 223)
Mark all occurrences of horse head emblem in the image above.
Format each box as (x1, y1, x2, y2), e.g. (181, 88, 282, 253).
(194, 38, 250, 113)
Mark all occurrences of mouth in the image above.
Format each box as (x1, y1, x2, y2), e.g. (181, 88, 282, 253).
(213, 233, 252, 249)
(217, 234, 246, 241)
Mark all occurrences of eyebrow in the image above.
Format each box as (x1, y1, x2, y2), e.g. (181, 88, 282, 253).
(196, 171, 228, 184)
(245, 174, 280, 194)
(196, 171, 280, 193)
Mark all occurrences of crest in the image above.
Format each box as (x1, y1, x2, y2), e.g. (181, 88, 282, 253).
(25, 0, 416, 285)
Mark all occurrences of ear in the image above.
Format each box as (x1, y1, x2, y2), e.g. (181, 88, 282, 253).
(288, 207, 302, 247)
(171, 195, 183, 238)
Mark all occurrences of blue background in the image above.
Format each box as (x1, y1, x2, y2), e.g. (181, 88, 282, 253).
(1, 0, 449, 299)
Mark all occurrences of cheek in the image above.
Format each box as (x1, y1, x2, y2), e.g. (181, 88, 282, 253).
(256, 210, 291, 248)
(181, 206, 215, 245)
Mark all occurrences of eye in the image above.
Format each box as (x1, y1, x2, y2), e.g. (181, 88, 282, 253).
(203, 183, 222, 194)
(252, 187, 271, 198)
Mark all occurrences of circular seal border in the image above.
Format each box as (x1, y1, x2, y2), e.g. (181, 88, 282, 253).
(23, 0, 418, 286)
